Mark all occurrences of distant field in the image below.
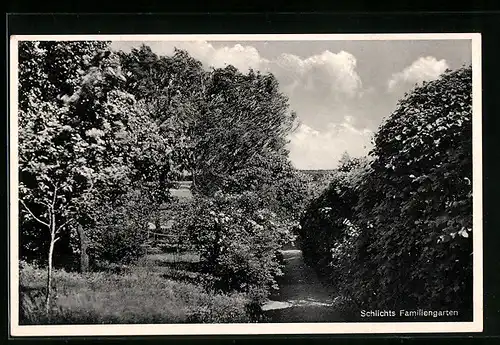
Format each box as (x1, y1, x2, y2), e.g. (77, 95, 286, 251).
(168, 181, 193, 200)
(168, 188, 193, 199)
(299, 169, 336, 176)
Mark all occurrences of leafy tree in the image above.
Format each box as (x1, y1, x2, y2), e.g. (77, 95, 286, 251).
(118, 48, 301, 210)
(300, 66, 473, 314)
(18, 41, 179, 312)
(338, 151, 367, 173)
(117, 48, 306, 300)
(192, 66, 297, 196)
(18, 41, 109, 113)
(118, 45, 204, 180)
(18, 41, 125, 312)
(223, 152, 310, 220)
(118, 47, 305, 241)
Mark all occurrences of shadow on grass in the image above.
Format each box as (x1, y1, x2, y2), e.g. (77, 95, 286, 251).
(154, 260, 202, 272)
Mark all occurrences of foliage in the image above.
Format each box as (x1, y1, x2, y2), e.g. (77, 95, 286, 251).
(192, 66, 297, 196)
(18, 41, 131, 267)
(18, 42, 179, 271)
(298, 155, 369, 276)
(118, 45, 204, 175)
(338, 151, 367, 173)
(184, 191, 292, 301)
(223, 153, 311, 220)
(117, 46, 305, 302)
(350, 66, 473, 311)
(18, 41, 110, 266)
(18, 41, 109, 113)
(88, 194, 151, 267)
(18, 41, 312, 315)
(117, 44, 305, 220)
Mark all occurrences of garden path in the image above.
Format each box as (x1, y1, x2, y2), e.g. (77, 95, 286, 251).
(262, 249, 345, 322)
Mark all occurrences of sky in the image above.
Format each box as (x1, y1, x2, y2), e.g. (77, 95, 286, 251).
(111, 39, 472, 170)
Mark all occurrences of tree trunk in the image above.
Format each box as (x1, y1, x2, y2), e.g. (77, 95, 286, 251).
(45, 231, 55, 315)
(77, 224, 89, 273)
(155, 213, 161, 232)
(207, 222, 221, 270)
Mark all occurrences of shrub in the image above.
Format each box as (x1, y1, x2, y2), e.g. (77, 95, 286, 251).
(90, 223, 146, 267)
(184, 191, 291, 301)
(348, 66, 473, 312)
(221, 154, 312, 220)
(87, 191, 153, 267)
(299, 66, 473, 316)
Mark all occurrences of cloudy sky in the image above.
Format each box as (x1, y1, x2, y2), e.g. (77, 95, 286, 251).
(111, 39, 472, 169)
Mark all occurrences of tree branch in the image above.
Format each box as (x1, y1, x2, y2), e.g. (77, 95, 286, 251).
(86, 178, 95, 194)
(19, 199, 50, 228)
(38, 200, 51, 208)
(51, 184, 58, 209)
(55, 218, 74, 235)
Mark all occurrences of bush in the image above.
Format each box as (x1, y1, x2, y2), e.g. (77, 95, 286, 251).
(221, 154, 312, 220)
(90, 223, 146, 267)
(300, 66, 473, 316)
(184, 191, 292, 301)
(348, 66, 473, 312)
(87, 190, 152, 267)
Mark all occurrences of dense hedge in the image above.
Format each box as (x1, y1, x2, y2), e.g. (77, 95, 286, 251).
(299, 158, 368, 276)
(299, 66, 473, 314)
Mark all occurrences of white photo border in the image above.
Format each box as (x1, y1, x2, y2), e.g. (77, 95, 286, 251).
(9, 33, 483, 336)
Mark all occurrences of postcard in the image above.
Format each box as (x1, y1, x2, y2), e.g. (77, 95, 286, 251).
(9, 33, 482, 336)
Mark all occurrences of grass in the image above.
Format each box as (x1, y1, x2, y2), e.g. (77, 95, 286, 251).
(19, 253, 254, 325)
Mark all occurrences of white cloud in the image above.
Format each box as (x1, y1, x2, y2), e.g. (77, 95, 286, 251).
(113, 41, 362, 97)
(172, 42, 270, 72)
(274, 50, 362, 97)
(388, 56, 449, 92)
(269, 50, 365, 130)
(288, 122, 373, 170)
(209, 44, 269, 71)
(112, 41, 269, 72)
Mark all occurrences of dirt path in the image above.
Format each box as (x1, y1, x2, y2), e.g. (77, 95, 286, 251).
(262, 249, 345, 323)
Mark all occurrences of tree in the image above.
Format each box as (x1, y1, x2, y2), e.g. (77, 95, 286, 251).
(18, 41, 109, 113)
(18, 41, 180, 312)
(118, 46, 205, 182)
(338, 151, 367, 173)
(192, 66, 297, 196)
(18, 41, 123, 312)
(299, 67, 473, 315)
(116, 46, 307, 302)
(224, 152, 310, 220)
(118, 46, 304, 218)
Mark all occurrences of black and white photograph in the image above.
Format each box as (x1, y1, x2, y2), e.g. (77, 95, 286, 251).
(9, 34, 482, 335)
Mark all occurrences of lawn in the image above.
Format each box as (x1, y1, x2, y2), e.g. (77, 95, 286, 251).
(19, 252, 254, 325)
